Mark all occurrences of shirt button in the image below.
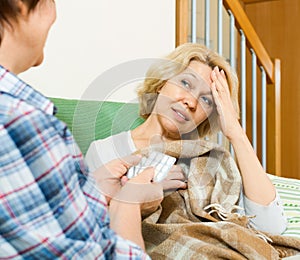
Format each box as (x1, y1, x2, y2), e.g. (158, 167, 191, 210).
(53, 106, 58, 115)
(63, 126, 68, 137)
(56, 205, 64, 214)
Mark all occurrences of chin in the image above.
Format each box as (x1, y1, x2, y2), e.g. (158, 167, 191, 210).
(182, 130, 200, 140)
(33, 54, 44, 67)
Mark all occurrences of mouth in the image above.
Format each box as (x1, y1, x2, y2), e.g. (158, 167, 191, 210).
(171, 107, 189, 122)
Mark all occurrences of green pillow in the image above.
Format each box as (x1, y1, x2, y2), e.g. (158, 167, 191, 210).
(50, 97, 144, 155)
(269, 174, 300, 239)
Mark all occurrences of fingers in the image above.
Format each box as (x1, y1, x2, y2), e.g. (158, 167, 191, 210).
(211, 81, 223, 116)
(114, 178, 163, 205)
(165, 171, 185, 181)
(166, 165, 186, 181)
(98, 154, 142, 179)
(210, 66, 232, 117)
(94, 159, 128, 179)
(109, 160, 128, 174)
(120, 175, 128, 186)
(113, 166, 163, 204)
(162, 179, 187, 191)
(169, 164, 183, 172)
(211, 81, 219, 102)
(92, 156, 142, 203)
(211, 66, 227, 85)
(120, 154, 142, 168)
(211, 66, 230, 95)
(163, 165, 187, 191)
(128, 167, 155, 184)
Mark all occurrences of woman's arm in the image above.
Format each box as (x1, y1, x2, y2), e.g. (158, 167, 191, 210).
(211, 67, 276, 205)
(109, 201, 144, 249)
(109, 167, 163, 249)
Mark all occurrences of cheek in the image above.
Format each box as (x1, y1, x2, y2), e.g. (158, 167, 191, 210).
(194, 105, 213, 125)
(50, 6, 57, 25)
(45, 10, 56, 31)
(158, 86, 171, 97)
(159, 82, 181, 97)
(155, 89, 177, 107)
(153, 96, 170, 116)
(41, 1, 57, 29)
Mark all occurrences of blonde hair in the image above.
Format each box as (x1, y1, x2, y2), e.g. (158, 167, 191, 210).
(137, 42, 239, 137)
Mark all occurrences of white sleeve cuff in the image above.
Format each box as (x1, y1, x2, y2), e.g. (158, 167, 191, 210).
(241, 190, 288, 235)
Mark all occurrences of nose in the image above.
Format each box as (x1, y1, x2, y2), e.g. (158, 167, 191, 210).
(183, 91, 198, 111)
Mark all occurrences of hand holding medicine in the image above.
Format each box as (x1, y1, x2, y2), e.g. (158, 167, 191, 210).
(127, 151, 187, 193)
(127, 151, 176, 182)
(93, 154, 163, 205)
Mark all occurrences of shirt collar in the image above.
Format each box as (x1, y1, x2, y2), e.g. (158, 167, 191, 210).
(0, 65, 55, 115)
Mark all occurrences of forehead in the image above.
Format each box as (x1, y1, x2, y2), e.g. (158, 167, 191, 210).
(170, 60, 212, 93)
(183, 60, 213, 85)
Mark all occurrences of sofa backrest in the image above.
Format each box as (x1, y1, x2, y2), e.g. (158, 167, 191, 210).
(50, 97, 144, 155)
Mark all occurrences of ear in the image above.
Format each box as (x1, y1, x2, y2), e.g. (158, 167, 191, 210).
(157, 85, 164, 93)
(17, 0, 30, 17)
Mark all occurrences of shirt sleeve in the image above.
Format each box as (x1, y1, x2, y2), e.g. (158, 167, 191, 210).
(0, 102, 149, 259)
(85, 131, 137, 172)
(239, 190, 288, 235)
(85, 140, 104, 172)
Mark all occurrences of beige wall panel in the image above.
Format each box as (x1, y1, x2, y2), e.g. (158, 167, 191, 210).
(245, 0, 300, 179)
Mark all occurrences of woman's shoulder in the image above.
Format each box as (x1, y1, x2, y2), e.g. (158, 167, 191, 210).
(92, 131, 132, 146)
(85, 131, 136, 169)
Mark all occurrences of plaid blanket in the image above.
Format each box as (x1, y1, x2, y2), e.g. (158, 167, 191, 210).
(140, 140, 300, 259)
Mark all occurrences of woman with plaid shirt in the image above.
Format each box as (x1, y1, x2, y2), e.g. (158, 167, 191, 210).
(0, 1, 163, 259)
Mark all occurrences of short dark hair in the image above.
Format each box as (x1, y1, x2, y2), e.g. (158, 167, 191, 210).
(0, 0, 40, 43)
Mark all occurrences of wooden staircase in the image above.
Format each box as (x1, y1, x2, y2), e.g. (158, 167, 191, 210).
(175, 0, 281, 176)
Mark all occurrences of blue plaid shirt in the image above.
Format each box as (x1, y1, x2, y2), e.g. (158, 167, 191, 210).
(0, 66, 149, 259)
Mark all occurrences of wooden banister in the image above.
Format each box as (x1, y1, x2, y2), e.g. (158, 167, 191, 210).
(223, 0, 274, 83)
(175, 0, 281, 176)
(175, 0, 276, 83)
(222, 0, 281, 176)
(267, 59, 282, 176)
(176, 0, 189, 46)
(241, 0, 279, 4)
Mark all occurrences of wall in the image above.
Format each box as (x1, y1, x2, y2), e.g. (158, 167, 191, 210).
(244, 0, 300, 179)
(20, 0, 175, 102)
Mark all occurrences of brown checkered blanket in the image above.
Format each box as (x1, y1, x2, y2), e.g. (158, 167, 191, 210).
(140, 140, 300, 259)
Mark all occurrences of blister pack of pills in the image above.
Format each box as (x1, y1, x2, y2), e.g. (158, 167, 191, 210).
(127, 151, 176, 182)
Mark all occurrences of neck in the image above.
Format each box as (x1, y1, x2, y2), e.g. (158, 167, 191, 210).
(0, 25, 35, 74)
(131, 116, 182, 150)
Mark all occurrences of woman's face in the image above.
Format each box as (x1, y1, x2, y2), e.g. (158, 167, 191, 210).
(153, 60, 214, 138)
(20, 0, 57, 67)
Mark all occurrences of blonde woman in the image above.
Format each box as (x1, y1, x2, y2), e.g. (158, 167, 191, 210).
(86, 43, 287, 235)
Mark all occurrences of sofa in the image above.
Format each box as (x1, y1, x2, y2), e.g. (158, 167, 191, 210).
(51, 97, 300, 239)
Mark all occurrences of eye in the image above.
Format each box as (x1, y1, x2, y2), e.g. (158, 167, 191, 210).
(181, 79, 191, 89)
(200, 96, 213, 107)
